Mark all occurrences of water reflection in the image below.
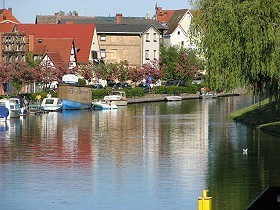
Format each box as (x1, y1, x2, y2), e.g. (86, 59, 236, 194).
(0, 96, 279, 209)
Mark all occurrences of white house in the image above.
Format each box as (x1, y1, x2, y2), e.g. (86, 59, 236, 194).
(156, 7, 199, 50)
(142, 25, 161, 64)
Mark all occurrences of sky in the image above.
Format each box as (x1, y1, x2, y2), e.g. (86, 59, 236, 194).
(5, 0, 192, 23)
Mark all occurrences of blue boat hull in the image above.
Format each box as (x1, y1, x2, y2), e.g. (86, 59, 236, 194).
(61, 100, 91, 110)
(0, 106, 9, 121)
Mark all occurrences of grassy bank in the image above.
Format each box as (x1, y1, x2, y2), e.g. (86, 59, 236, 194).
(230, 99, 280, 137)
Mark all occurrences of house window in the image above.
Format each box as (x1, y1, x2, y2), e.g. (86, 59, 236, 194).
(100, 49, 106, 58)
(100, 34, 106, 41)
(153, 33, 157, 42)
(145, 50, 150, 60)
(153, 50, 156, 60)
(178, 31, 180, 35)
(146, 33, 150, 42)
(181, 41, 184, 46)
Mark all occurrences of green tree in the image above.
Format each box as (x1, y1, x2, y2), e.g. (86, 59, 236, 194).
(196, 0, 280, 105)
(160, 45, 204, 82)
(160, 45, 180, 79)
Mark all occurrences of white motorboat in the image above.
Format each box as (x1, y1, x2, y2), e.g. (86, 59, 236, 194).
(8, 98, 21, 118)
(164, 95, 182, 101)
(92, 100, 118, 110)
(41, 97, 63, 111)
(103, 91, 127, 106)
(199, 92, 217, 99)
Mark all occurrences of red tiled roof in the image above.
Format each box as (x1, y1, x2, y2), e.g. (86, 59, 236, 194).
(44, 52, 65, 66)
(31, 38, 75, 65)
(0, 9, 20, 24)
(156, 7, 175, 23)
(0, 22, 16, 32)
(33, 44, 47, 55)
(16, 24, 95, 63)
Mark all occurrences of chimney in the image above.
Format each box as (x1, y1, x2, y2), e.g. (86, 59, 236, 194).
(8, 8, 12, 14)
(29, 34, 34, 52)
(66, 21, 74, 24)
(116, 13, 122, 24)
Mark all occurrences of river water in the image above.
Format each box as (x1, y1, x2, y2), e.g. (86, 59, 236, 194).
(0, 95, 279, 210)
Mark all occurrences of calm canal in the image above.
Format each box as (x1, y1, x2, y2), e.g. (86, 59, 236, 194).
(0, 95, 279, 210)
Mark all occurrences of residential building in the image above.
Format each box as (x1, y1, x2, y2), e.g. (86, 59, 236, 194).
(15, 23, 98, 64)
(27, 36, 77, 69)
(156, 7, 199, 50)
(96, 18, 161, 66)
(0, 23, 25, 65)
(35, 13, 163, 67)
(0, 22, 26, 95)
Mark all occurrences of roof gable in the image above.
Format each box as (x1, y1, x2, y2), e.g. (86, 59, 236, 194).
(0, 22, 16, 32)
(31, 38, 75, 65)
(42, 52, 64, 67)
(156, 7, 175, 23)
(16, 24, 95, 63)
(165, 9, 188, 35)
(0, 9, 20, 24)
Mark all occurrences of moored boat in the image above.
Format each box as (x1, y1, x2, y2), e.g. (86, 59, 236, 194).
(8, 98, 21, 118)
(164, 95, 182, 101)
(103, 91, 127, 106)
(57, 75, 92, 110)
(92, 100, 118, 110)
(0, 100, 10, 121)
(41, 97, 63, 111)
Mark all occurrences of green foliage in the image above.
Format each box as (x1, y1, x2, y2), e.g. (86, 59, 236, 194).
(28, 91, 57, 102)
(199, 0, 280, 106)
(154, 85, 200, 95)
(124, 88, 146, 98)
(160, 45, 181, 79)
(92, 89, 110, 100)
(78, 78, 87, 85)
(160, 45, 204, 81)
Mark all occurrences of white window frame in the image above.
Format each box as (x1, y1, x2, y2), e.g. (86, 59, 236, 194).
(146, 33, 150, 42)
(153, 33, 157, 42)
(100, 34, 106, 41)
(145, 50, 150, 60)
(100, 49, 106, 58)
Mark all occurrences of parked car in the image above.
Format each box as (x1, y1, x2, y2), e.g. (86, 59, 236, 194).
(107, 80, 116, 87)
(192, 77, 204, 85)
(165, 80, 185, 86)
(116, 82, 132, 89)
(137, 83, 150, 92)
(91, 84, 104, 89)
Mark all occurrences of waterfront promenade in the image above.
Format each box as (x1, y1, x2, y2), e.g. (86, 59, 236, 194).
(127, 93, 239, 104)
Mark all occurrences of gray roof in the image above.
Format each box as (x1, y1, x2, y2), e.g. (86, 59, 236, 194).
(165, 9, 188, 35)
(35, 15, 166, 32)
(96, 24, 154, 34)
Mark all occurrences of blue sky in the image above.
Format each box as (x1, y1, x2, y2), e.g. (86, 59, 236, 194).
(5, 0, 192, 23)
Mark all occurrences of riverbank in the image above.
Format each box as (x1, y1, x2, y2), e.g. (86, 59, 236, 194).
(127, 93, 239, 104)
(230, 99, 280, 137)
